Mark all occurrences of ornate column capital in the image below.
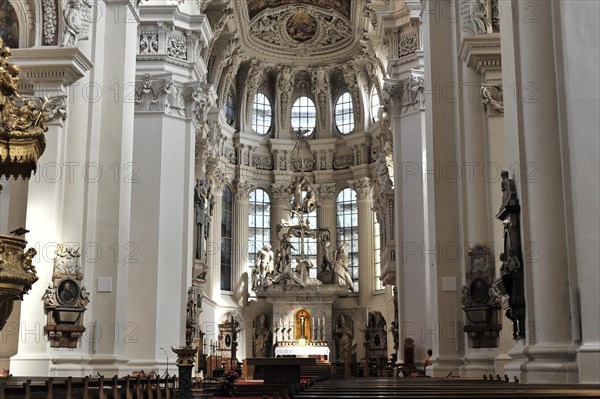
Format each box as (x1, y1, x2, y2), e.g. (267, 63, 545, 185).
(271, 184, 289, 203)
(382, 74, 425, 116)
(381, 78, 403, 115)
(206, 168, 228, 193)
(316, 183, 337, 202)
(191, 82, 217, 125)
(349, 177, 373, 199)
(233, 180, 254, 199)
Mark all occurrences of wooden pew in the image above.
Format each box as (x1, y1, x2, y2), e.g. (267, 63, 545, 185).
(0, 375, 177, 398)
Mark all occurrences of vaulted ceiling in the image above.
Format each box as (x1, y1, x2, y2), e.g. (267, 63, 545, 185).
(234, 0, 367, 65)
(204, 0, 389, 111)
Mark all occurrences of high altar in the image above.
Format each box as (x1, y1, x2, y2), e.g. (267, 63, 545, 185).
(250, 132, 354, 361)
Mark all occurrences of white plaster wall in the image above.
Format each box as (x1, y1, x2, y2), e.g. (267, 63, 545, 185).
(126, 114, 162, 368)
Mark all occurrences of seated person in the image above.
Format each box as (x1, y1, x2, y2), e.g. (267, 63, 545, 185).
(423, 349, 433, 372)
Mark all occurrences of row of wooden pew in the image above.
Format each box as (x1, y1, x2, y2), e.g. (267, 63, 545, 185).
(293, 377, 600, 399)
(0, 375, 177, 399)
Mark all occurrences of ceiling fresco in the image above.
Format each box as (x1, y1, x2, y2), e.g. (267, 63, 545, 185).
(246, 0, 352, 20)
(285, 11, 317, 42)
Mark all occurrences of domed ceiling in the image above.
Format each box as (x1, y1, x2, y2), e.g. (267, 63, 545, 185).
(234, 0, 365, 65)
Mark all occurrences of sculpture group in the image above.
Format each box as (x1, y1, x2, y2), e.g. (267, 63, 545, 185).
(251, 174, 354, 292)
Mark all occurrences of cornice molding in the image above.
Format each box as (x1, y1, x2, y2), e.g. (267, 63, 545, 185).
(459, 34, 502, 75)
(11, 47, 93, 90)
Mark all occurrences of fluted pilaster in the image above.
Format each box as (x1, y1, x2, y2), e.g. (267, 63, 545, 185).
(232, 181, 253, 304)
(351, 178, 374, 306)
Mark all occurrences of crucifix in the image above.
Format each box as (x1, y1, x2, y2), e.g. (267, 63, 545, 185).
(299, 315, 307, 339)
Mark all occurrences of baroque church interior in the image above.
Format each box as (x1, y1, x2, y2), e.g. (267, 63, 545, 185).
(0, 0, 599, 395)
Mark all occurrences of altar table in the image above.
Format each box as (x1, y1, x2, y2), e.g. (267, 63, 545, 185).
(274, 345, 330, 359)
(246, 357, 316, 384)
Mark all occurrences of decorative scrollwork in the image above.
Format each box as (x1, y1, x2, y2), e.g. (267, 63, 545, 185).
(333, 153, 354, 170)
(252, 154, 274, 170)
(398, 30, 418, 57)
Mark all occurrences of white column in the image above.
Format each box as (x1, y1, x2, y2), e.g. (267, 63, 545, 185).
(207, 183, 224, 301)
(126, 113, 194, 373)
(421, 0, 464, 376)
(555, 0, 600, 384)
(500, 0, 577, 383)
(9, 49, 93, 377)
(351, 178, 374, 306)
(232, 181, 251, 305)
(457, 31, 496, 378)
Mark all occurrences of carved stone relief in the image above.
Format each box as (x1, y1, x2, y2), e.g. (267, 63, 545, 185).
(333, 153, 354, 170)
(481, 83, 503, 113)
(278, 65, 294, 127)
(247, 5, 352, 57)
(140, 32, 159, 54)
(398, 30, 418, 58)
(252, 154, 274, 171)
(42, 0, 58, 45)
(167, 33, 188, 60)
(311, 67, 329, 128)
(61, 0, 93, 47)
(245, 61, 263, 118)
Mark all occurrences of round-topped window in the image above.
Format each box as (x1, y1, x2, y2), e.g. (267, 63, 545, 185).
(291, 96, 316, 136)
(335, 92, 354, 134)
(252, 92, 272, 135)
(371, 88, 380, 123)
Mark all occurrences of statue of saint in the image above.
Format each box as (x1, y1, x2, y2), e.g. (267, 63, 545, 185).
(254, 314, 271, 357)
(335, 314, 353, 362)
(333, 244, 355, 292)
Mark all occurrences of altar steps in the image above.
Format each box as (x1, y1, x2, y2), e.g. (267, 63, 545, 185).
(300, 361, 333, 379)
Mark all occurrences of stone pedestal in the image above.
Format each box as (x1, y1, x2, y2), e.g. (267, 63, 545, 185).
(172, 346, 197, 399)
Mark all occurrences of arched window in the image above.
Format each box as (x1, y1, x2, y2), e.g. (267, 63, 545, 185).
(335, 92, 354, 134)
(252, 92, 272, 135)
(336, 188, 359, 291)
(371, 88, 380, 123)
(248, 189, 271, 273)
(291, 96, 316, 136)
(221, 186, 233, 291)
(374, 215, 383, 290)
(225, 87, 235, 126)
